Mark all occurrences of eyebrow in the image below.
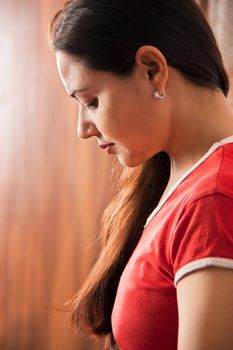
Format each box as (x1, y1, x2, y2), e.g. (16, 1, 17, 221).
(70, 87, 89, 97)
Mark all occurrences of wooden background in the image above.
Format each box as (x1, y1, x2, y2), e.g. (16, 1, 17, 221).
(0, 1, 232, 349)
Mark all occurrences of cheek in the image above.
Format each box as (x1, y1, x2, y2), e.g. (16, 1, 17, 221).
(103, 100, 143, 131)
(97, 103, 127, 136)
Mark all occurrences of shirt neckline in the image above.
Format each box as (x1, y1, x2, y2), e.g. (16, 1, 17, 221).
(144, 135, 233, 227)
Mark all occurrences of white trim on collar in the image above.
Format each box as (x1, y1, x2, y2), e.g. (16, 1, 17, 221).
(144, 135, 233, 227)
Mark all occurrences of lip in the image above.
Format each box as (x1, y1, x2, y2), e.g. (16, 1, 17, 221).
(99, 143, 115, 154)
(99, 143, 115, 149)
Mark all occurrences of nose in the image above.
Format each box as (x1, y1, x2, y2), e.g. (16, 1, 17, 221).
(76, 108, 100, 139)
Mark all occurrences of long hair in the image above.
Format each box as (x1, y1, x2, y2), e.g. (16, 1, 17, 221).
(49, 0, 229, 346)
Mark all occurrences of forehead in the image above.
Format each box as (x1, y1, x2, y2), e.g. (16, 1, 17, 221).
(55, 51, 94, 94)
(55, 51, 136, 96)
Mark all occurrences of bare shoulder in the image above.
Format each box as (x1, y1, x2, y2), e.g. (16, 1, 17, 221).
(177, 267, 233, 350)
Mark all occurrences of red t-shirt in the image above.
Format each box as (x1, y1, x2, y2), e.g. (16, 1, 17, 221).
(111, 136, 233, 350)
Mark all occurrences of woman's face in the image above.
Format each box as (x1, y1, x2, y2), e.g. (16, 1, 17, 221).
(56, 52, 170, 167)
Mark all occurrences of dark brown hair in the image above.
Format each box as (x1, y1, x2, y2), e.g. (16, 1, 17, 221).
(49, 0, 229, 347)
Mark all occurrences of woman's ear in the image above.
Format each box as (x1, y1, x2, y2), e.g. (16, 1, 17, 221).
(135, 45, 168, 92)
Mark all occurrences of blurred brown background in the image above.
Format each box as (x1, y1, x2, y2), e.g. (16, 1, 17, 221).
(0, 1, 232, 349)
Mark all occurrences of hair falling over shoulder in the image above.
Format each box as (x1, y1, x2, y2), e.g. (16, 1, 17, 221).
(69, 153, 170, 345)
(49, 0, 229, 346)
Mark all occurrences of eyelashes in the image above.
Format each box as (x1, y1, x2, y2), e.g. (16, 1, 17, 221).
(86, 98, 98, 110)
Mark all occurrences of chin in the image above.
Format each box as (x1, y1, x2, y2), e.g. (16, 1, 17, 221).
(117, 154, 144, 168)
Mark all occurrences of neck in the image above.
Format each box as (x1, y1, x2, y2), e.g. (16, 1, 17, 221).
(165, 82, 233, 178)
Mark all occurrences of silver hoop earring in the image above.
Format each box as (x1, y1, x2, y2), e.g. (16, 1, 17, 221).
(153, 90, 166, 99)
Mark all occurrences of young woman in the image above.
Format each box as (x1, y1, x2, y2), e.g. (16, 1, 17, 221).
(49, 0, 233, 349)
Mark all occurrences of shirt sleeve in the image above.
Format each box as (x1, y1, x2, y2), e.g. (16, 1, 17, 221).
(171, 193, 233, 287)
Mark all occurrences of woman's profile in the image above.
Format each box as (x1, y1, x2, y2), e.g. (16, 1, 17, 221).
(49, 1, 233, 349)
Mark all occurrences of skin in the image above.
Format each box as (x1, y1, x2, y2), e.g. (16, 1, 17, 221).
(56, 46, 233, 177)
(56, 47, 171, 168)
(177, 268, 233, 350)
(56, 46, 233, 349)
